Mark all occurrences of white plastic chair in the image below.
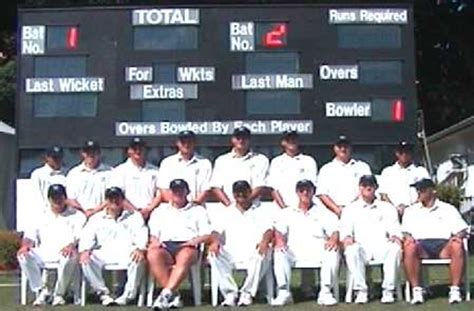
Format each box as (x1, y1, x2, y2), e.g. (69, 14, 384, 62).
(80, 262, 146, 306)
(404, 238, 471, 302)
(210, 258, 274, 307)
(345, 259, 403, 303)
(146, 251, 203, 307)
(293, 259, 340, 302)
(20, 261, 82, 305)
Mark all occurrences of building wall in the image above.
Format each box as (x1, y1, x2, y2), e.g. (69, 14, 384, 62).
(0, 133, 16, 229)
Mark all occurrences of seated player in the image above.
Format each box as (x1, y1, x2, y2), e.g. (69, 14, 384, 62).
(147, 179, 212, 310)
(17, 184, 86, 306)
(340, 175, 402, 304)
(207, 180, 274, 307)
(79, 187, 148, 306)
(272, 180, 340, 306)
(402, 178, 469, 304)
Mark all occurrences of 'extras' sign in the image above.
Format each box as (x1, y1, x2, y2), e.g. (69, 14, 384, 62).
(328, 8, 408, 24)
(132, 9, 199, 25)
(25, 77, 104, 93)
(116, 120, 313, 136)
(130, 84, 198, 100)
(232, 74, 313, 90)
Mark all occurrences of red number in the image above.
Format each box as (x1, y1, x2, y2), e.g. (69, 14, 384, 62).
(263, 23, 287, 48)
(67, 27, 78, 50)
(391, 99, 405, 122)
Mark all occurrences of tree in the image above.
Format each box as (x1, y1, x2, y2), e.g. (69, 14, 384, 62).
(0, 60, 15, 126)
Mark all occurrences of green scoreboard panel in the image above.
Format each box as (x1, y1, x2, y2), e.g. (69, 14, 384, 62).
(17, 1, 416, 174)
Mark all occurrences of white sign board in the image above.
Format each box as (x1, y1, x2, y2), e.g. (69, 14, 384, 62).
(21, 25, 45, 55)
(177, 67, 215, 82)
(130, 84, 198, 100)
(232, 74, 313, 90)
(229, 22, 255, 51)
(132, 8, 199, 25)
(319, 65, 358, 80)
(325, 102, 371, 117)
(25, 77, 105, 93)
(328, 8, 408, 24)
(115, 120, 314, 136)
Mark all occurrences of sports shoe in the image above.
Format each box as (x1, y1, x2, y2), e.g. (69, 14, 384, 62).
(317, 292, 338, 306)
(100, 293, 115, 306)
(169, 293, 183, 308)
(153, 288, 173, 310)
(448, 286, 462, 304)
(114, 292, 135, 306)
(380, 290, 395, 304)
(220, 293, 237, 307)
(411, 286, 424, 305)
(271, 290, 293, 306)
(33, 287, 51, 306)
(354, 290, 368, 304)
(51, 295, 66, 306)
(237, 291, 253, 306)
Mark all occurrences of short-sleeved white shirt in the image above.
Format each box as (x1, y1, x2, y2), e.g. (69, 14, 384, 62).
(275, 200, 338, 257)
(211, 202, 273, 259)
(30, 164, 67, 210)
(316, 158, 372, 206)
(268, 152, 318, 206)
(79, 210, 148, 253)
(210, 150, 269, 200)
(379, 162, 430, 206)
(25, 207, 86, 254)
(66, 162, 113, 210)
(401, 199, 468, 240)
(148, 202, 211, 242)
(158, 152, 212, 200)
(110, 159, 159, 209)
(340, 198, 401, 254)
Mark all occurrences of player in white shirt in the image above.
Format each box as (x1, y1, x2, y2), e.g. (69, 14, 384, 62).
(272, 180, 340, 306)
(30, 146, 67, 213)
(66, 140, 113, 217)
(110, 137, 161, 219)
(317, 135, 372, 216)
(208, 180, 274, 307)
(379, 141, 430, 214)
(268, 131, 318, 208)
(158, 131, 212, 204)
(147, 179, 212, 310)
(340, 175, 402, 304)
(79, 187, 148, 306)
(210, 127, 269, 206)
(402, 179, 469, 305)
(17, 184, 86, 306)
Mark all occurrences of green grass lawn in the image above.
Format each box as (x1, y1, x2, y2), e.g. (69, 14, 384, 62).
(1, 256, 473, 310)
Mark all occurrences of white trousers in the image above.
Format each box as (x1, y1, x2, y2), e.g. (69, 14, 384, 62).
(81, 249, 144, 298)
(273, 247, 340, 293)
(344, 242, 401, 291)
(18, 248, 79, 296)
(208, 248, 271, 298)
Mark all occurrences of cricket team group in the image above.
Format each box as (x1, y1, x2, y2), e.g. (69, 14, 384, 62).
(18, 126, 470, 309)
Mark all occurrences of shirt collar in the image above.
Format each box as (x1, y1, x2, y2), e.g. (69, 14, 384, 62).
(126, 158, 152, 171)
(395, 162, 415, 170)
(293, 203, 316, 215)
(332, 158, 356, 167)
(282, 152, 303, 160)
(79, 162, 107, 173)
(231, 201, 260, 214)
(168, 202, 194, 211)
(420, 199, 441, 212)
(177, 152, 198, 164)
(230, 149, 254, 160)
(44, 164, 64, 175)
(103, 209, 131, 222)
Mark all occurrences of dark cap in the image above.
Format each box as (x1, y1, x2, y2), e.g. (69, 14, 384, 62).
(45, 146, 64, 158)
(105, 187, 125, 200)
(128, 137, 146, 149)
(82, 140, 100, 152)
(178, 130, 196, 141)
(169, 179, 190, 192)
(410, 178, 435, 191)
(296, 179, 316, 191)
(232, 126, 251, 138)
(281, 130, 299, 140)
(232, 180, 251, 193)
(359, 175, 378, 187)
(47, 184, 67, 199)
(335, 135, 351, 146)
(395, 140, 414, 152)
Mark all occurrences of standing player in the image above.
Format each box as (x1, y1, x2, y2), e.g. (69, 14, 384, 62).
(379, 141, 430, 215)
(268, 131, 318, 209)
(316, 136, 371, 216)
(210, 127, 269, 206)
(158, 131, 212, 204)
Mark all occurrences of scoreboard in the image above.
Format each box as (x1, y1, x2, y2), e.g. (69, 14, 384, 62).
(17, 1, 417, 174)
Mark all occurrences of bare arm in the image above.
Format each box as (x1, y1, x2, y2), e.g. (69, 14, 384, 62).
(271, 190, 287, 209)
(211, 188, 231, 206)
(318, 194, 342, 216)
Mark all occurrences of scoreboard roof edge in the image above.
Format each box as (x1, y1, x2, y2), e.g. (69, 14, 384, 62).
(18, 1, 415, 13)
